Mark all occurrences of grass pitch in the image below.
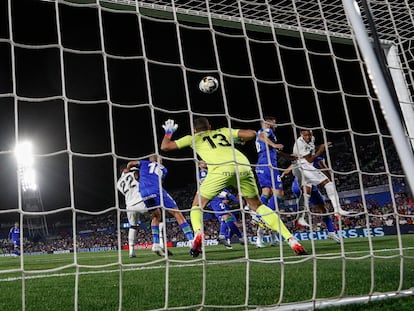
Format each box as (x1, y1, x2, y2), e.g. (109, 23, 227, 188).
(0, 235, 413, 310)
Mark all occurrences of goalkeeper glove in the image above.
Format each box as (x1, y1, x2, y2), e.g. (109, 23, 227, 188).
(162, 119, 178, 137)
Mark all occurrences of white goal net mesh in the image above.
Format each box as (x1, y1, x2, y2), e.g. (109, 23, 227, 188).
(0, 0, 413, 310)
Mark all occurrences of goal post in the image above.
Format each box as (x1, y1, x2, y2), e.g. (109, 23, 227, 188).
(387, 44, 414, 149)
(341, 0, 414, 195)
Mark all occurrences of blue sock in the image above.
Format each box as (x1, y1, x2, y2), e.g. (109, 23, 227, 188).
(180, 222, 194, 241)
(323, 216, 335, 232)
(260, 194, 270, 205)
(268, 196, 282, 210)
(225, 227, 231, 240)
(152, 225, 160, 244)
(276, 195, 283, 209)
(219, 220, 227, 237)
(267, 195, 283, 211)
(226, 219, 242, 238)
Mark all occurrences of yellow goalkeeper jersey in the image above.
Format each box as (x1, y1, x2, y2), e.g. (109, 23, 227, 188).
(174, 127, 251, 170)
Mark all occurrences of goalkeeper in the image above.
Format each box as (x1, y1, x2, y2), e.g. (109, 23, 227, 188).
(160, 117, 308, 257)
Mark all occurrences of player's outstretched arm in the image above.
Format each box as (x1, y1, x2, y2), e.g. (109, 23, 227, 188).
(161, 119, 179, 151)
(259, 131, 284, 150)
(317, 157, 333, 180)
(278, 150, 297, 161)
(281, 164, 293, 178)
(126, 160, 140, 171)
(237, 129, 256, 142)
(306, 142, 332, 163)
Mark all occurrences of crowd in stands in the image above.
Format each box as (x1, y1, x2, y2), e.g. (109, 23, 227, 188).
(0, 138, 412, 255)
(332, 138, 404, 191)
(1, 187, 412, 255)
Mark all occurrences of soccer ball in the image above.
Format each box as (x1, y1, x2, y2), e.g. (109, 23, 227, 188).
(199, 76, 219, 94)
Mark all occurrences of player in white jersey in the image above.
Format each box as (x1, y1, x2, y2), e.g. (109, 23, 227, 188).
(292, 129, 350, 220)
(117, 164, 169, 257)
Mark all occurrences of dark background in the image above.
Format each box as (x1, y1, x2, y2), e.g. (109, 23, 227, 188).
(0, 0, 389, 222)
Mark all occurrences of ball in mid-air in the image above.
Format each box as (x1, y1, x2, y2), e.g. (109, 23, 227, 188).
(199, 76, 219, 94)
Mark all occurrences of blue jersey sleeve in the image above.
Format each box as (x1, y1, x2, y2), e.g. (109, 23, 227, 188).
(161, 166, 168, 180)
(313, 156, 324, 169)
(292, 177, 301, 197)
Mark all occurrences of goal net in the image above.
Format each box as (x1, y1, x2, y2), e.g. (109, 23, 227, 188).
(0, 0, 413, 310)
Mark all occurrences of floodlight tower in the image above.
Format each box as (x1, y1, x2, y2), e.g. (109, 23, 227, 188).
(15, 141, 49, 238)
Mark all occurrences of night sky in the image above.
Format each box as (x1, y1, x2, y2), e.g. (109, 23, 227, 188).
(0, 0, 390, 222)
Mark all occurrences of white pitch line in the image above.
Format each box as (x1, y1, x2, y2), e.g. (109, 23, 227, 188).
(0, 262, 202, 283)
(1, 246, 412, 282)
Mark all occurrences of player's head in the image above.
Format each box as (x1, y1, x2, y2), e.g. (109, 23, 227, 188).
(194, 117, 211, 132)
(149, 154, 162, 164)
(14, 222, 19, 228)
(300, 129, 313, 143)
(217, 191, 228, 199)
(119, 163, 127, 175)
(199, 160, 207, 169)
(262, 116, 277, 130)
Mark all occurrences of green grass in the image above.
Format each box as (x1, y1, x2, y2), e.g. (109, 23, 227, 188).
(0, 235, 413, 310)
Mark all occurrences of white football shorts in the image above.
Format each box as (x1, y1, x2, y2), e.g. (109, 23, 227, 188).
(292, 160, 328, 188)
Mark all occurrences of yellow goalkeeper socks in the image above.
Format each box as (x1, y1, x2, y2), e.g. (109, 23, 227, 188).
(256, 204, 293, 241)
(190, 206, 203, 233)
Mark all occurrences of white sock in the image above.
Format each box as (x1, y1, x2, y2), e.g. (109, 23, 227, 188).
(288, 237, 298, 248)
(298, 191, 310, 213)
(303, 193, 310, 210)
(324, 182, 340, 212)
(297, 193, 310, 222)
(257, 227, 264, 244)
(159, 222, 164, 247)
(270, 231, 278, 244)
(128, 228, 137, 254)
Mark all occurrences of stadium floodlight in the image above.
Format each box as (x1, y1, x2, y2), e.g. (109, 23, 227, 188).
(15, 141, 37, 192)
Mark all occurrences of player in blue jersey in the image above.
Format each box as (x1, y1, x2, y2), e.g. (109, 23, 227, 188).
(8, 222, 20, 256)
(208, 189, 244, 249)
(117, 164, 171, 257)
(254, 116, 296, 247)
(161, 117, 307, 257)
(198, 160, 208, 184)
(127, 155, 195, 251)
(255, 116, 291, 206)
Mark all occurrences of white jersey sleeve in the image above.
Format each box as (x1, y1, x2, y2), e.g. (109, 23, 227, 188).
(292, 136, 315, 163)
(117, 172, 143, 207)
